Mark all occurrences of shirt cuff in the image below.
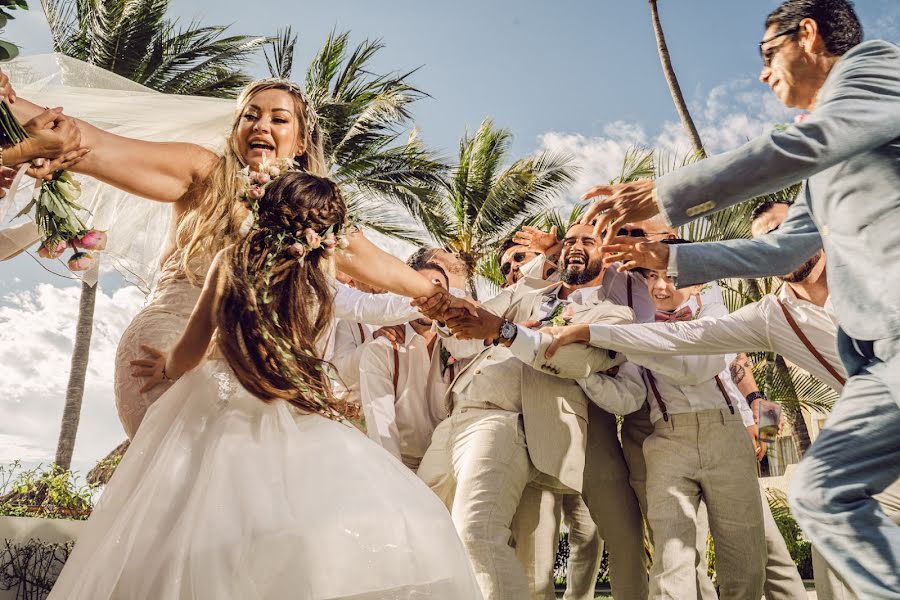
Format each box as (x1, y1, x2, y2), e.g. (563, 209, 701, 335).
(509, 325, 541, 363)
(666, 244, 679, 279)
(588, 324, 616, 350)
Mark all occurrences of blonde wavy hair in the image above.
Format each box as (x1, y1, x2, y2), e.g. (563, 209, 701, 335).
(176, 79, 327, 281)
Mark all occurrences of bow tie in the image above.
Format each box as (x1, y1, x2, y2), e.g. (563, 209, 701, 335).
(655, 306, 693, 323)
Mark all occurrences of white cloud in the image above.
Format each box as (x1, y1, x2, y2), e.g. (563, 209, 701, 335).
(534, 78, 794, 213)
(0, 283, 145, 474)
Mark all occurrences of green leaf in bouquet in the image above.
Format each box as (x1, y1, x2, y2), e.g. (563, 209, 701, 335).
(13, 198, 36, 219)
(0, 14, 9, 29)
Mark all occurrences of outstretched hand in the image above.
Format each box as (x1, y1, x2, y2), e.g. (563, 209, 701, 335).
(600, 235, 671, 272)
(542, 323, 592, 358)
(129, 344, 171, 393)
(513, 225, 559, 254)
(579, 180, 661, 244)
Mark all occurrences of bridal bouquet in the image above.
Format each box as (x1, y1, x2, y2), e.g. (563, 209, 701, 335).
(15, 170, 104, 271)
(0, 93, 98, 271)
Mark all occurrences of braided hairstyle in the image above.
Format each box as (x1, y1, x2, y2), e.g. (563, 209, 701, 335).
(216, 171, 347, 415)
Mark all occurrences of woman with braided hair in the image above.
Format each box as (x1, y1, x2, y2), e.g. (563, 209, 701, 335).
(2, 72, 452, 438)
(47, 170, 482, 600)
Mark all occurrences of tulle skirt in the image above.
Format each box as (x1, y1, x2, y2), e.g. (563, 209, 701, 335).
(51, 361, 481, 599)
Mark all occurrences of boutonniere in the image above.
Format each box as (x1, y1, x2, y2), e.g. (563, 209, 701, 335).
(547, 303, 576, 327)
(440, 345, 457, 376)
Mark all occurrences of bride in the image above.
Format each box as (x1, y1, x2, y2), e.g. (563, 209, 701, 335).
(7, 73, 450, 438)
(48, 169, 482, 599)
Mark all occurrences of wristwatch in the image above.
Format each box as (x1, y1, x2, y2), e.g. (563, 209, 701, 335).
(498, 320, 518, 345)
(745, 391, 765, 407)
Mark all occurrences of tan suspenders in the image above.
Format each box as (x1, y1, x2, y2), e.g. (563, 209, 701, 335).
(775, 298, 846, 386)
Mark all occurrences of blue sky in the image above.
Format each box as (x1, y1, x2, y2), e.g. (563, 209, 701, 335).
(1, 1, 898, 475)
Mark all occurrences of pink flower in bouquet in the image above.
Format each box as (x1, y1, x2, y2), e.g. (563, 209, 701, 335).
(37, 239, 68, 259)
(250, 170, 271, 185)
(74, 229, 108, 251)
(447, 357, 457, 365)
(794, 112, 810, 124)
(248, 186, 266, 200)
(304, 229, 322, 249)
(67, 251, 95, 272)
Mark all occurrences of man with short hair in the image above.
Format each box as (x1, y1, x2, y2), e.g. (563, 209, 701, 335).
(549, 199, 900, 599)
(407, 246, 469, 294)
(358, 262, 455, 470)
(418, 222, 648, 600)
(576, 2, 900, 594)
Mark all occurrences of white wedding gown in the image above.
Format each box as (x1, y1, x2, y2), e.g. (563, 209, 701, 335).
(49, 360, 482, 599)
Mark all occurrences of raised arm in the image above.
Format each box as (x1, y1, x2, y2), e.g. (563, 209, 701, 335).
(657, 42, 900, 227)
(669, 196, 822, 286)
(9, 95, 217, 203)
(336, 231, 445, 301)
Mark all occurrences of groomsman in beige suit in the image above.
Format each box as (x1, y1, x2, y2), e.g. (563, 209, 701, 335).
(418, 223, 649, 600)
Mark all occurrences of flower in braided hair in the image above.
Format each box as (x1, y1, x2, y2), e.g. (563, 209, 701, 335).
(226, 168, 352, 421)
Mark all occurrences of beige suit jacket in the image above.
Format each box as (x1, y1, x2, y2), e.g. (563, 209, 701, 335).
(446, 279, 634, 493)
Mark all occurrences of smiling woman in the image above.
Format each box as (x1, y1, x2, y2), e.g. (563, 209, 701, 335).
(5, 75, 326, 437)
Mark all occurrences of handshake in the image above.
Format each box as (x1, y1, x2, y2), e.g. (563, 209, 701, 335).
(408, 290, 500, 342)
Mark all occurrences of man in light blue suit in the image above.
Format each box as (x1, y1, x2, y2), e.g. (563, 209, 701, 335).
(574, 1, 900, 597)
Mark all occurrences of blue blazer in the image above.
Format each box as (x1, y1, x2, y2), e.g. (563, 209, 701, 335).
(657, 40, 900, 344)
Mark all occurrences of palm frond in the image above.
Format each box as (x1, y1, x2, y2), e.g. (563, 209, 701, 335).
(613, 147, 655, 184)
(473, 150, 576, 245)
(264, 26, 296, 80)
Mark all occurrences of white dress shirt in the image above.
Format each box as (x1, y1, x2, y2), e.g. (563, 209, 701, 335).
(358, 325, 452, 464)
(588, 286, 845, 392)
(325, 283, 422, 361)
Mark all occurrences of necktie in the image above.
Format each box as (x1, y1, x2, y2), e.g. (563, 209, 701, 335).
(655, 306, 693, 323)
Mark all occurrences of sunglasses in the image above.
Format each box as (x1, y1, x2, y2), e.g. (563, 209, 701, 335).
(598, 227, 645, 238)
(759, 26, 799, 67)
(500, 252, 530, 276)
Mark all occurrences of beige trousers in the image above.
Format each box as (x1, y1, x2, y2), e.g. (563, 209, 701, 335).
(643, 409, 766, 600)
(582, 402, 650, 600)
(512, 487, 603, 600)
(417, 407, 536, 600)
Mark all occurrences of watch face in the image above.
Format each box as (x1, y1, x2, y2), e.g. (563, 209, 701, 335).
(501, 321, 517, 339)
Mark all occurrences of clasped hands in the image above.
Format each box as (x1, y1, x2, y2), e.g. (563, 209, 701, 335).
(0, 69, 90, 190)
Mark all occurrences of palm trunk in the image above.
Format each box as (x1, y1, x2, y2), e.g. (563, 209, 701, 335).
(649, 0, 706, 157)
(774, 355, 813, 456)
(54, 281, 97, 470)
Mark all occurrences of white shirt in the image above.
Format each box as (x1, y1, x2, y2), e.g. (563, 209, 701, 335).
(330, 319, 377, 403)
(588, 286, 845, 393)
(358, 325, 452, 464)
(600, 295, 745, 424)
(325, 283, 422, 361)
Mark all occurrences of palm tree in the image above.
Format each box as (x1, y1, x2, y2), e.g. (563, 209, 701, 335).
(648, 0, 705, 156)
(418, 119, 575, 297)
(41, 0, 268, 96)
(267, 28, 447, 244)
(41, 0, 270, 470)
